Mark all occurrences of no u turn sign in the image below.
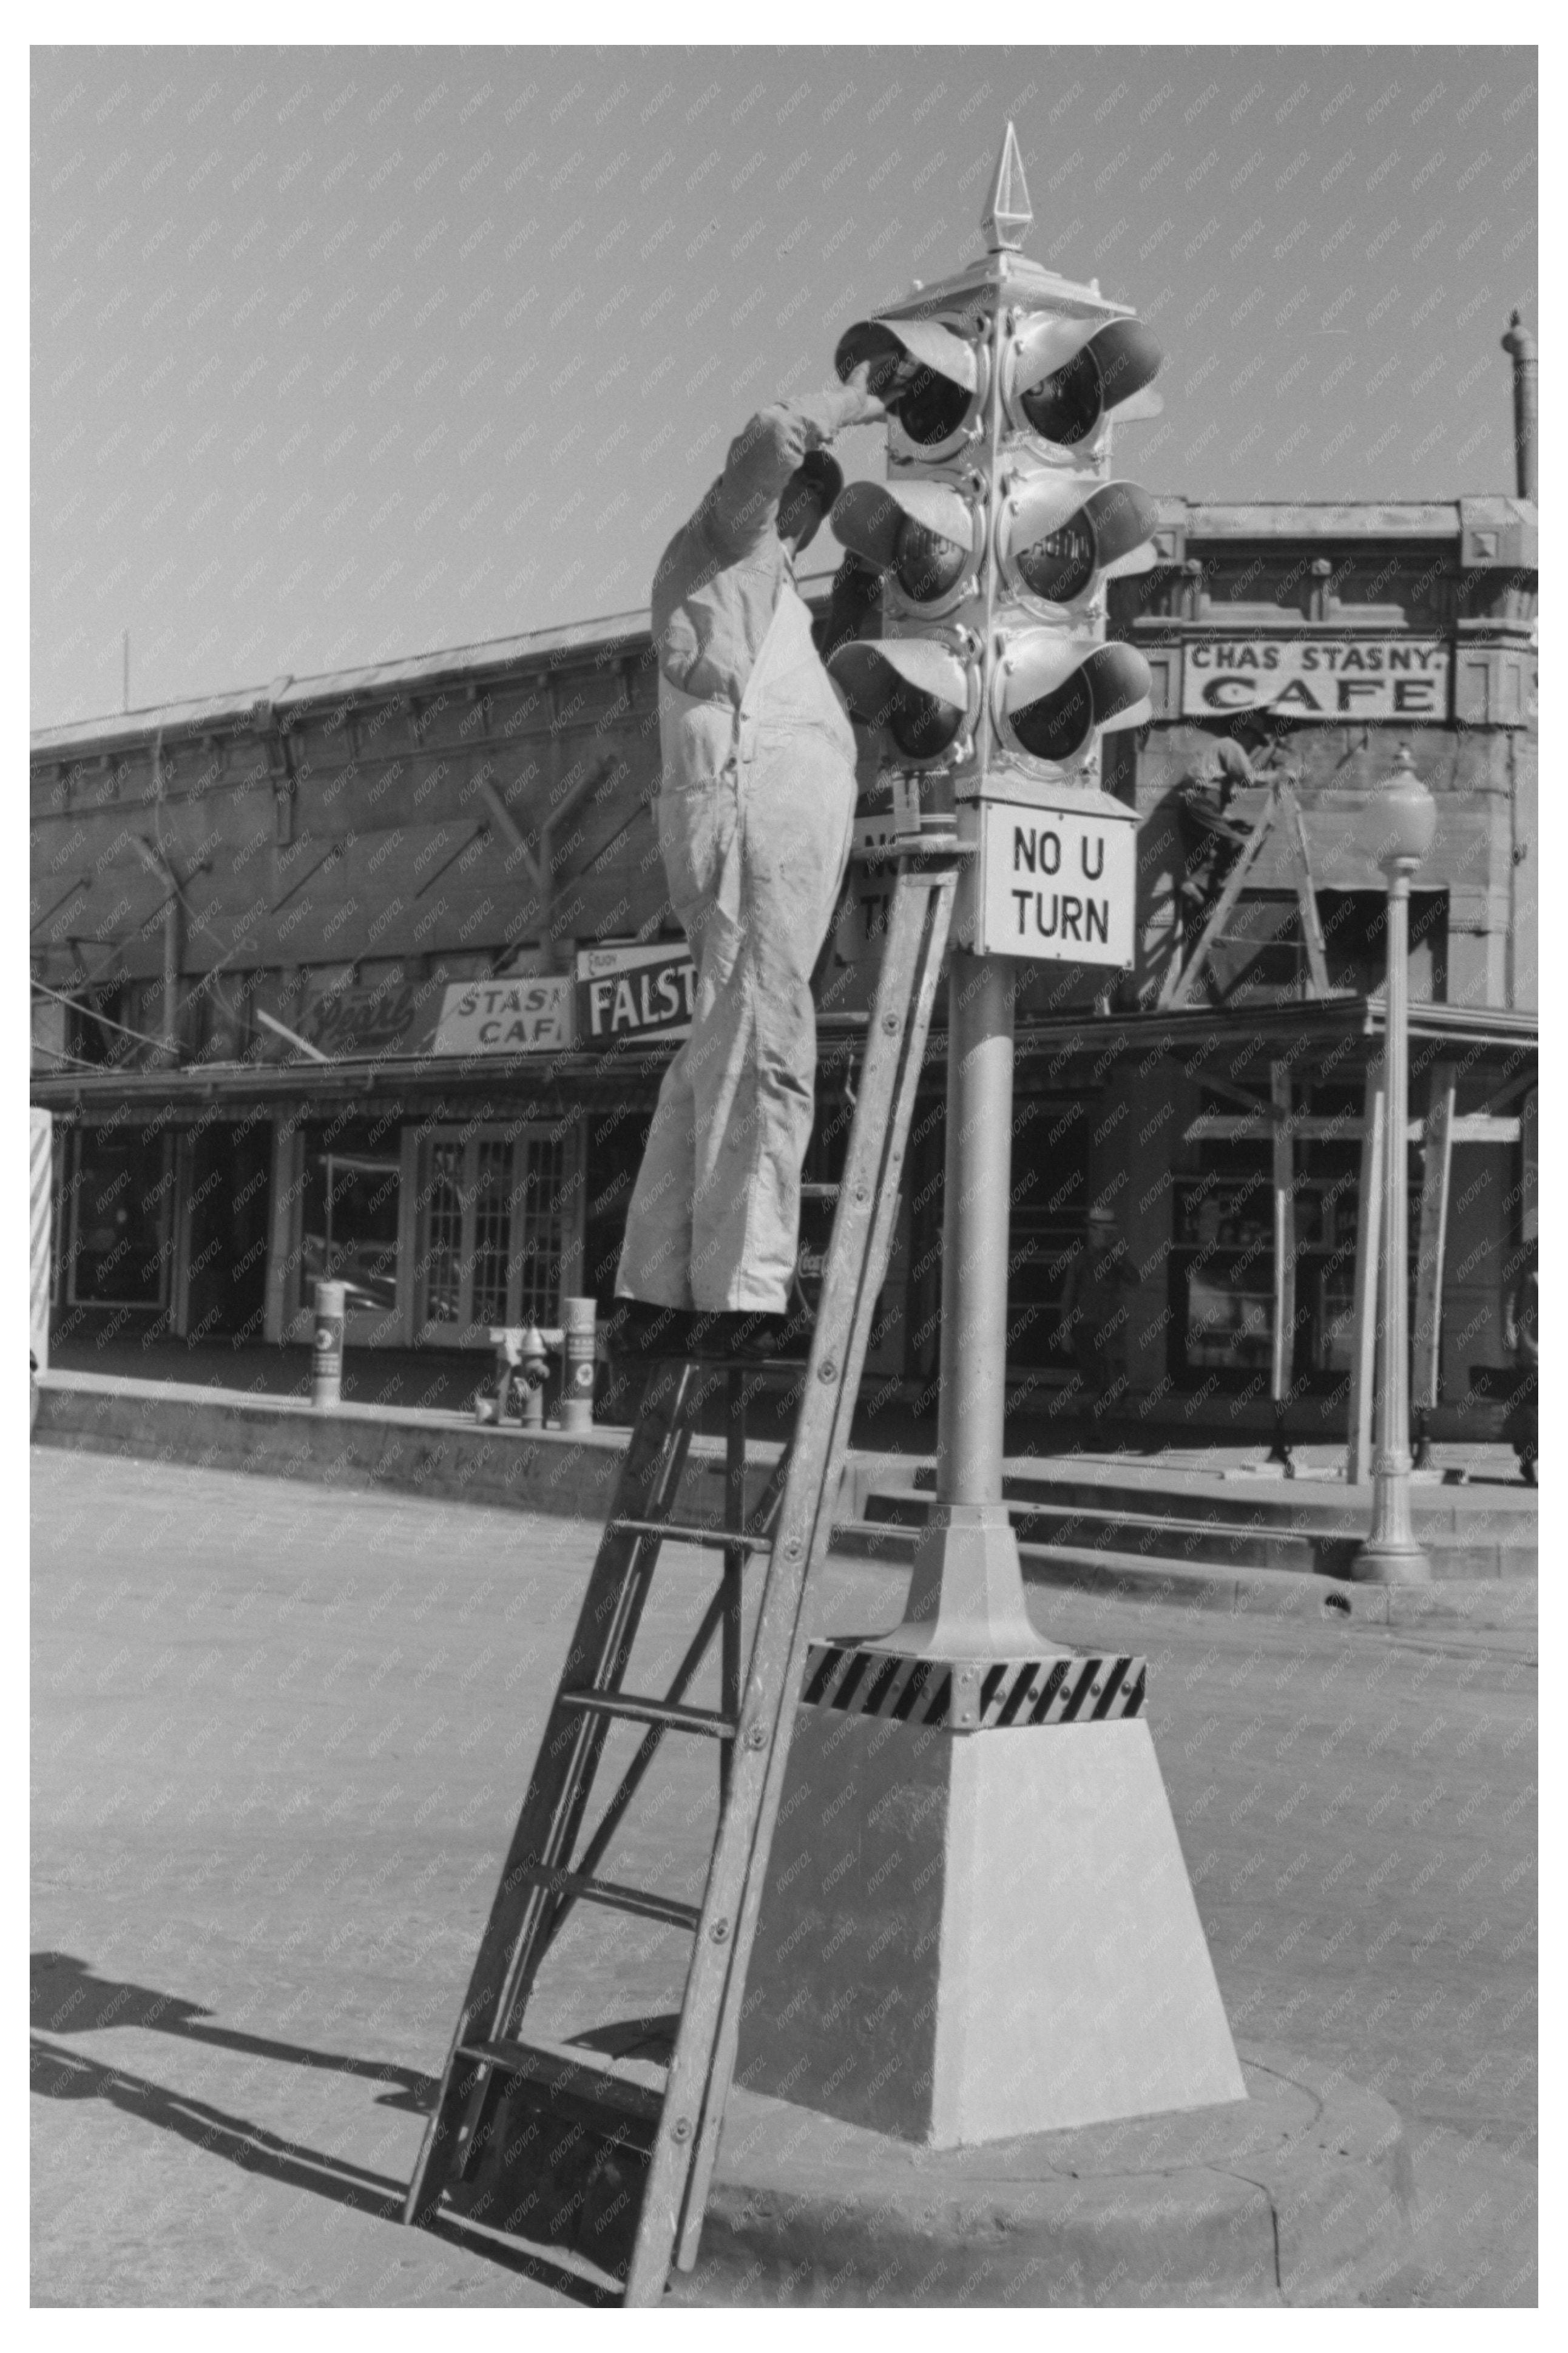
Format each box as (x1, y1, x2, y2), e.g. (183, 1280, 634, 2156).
(968, 795, 1138, 968)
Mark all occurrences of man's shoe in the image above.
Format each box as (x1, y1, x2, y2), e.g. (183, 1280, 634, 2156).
(689, 1309, 811, 1363)
(605, 1299, 696, 1360)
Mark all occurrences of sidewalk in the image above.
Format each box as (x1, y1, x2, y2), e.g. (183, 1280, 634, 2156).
(44, 1329, 1523, 1471)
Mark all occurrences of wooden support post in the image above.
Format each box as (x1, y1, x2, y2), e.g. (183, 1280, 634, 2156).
(1411, 1061, 1457, 1414)
(1345, 1062, 1387, 1485)
(263, 1116, 302, 1345)
(476, 777, 542, 895)
(1270, 1062, 1295, 1403)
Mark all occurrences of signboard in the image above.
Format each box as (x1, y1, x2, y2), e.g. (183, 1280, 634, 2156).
(297, 974, 574, 1057)
(973, 800, 1137, 967)
(1181, 638, 1450, 720)
(430, 977, 573, 1055)
(575, 941, 698, 1042)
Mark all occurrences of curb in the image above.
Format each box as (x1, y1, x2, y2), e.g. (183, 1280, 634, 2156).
(831, 1519, 1538, 1629)
(666, 2044, 1414, 2306)
(31, 1374, 1537, 1630)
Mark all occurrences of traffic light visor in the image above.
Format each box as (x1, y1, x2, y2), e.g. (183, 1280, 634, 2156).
(835, 317, 980, 449)
(830, 638, 971, 761)
(1003, 476, 1159, 603)
(998, 638, 1152, 765)
(1012, 317, 1163, 445)
(831, 479, 975, 602)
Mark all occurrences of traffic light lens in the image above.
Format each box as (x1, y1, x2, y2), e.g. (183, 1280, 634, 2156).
(1019, 349, 1101, 446)
(889, 363, 972, 448)
(889, 686, 962, 760)
(894, 519, 967, 603)
(1016, 519, 1095, 603)
(1010, 677, 1093, 765)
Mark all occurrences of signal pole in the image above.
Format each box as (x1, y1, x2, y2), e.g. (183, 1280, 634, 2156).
(738, 129, 1244, 2144)
(833, 126, 1158, 1659)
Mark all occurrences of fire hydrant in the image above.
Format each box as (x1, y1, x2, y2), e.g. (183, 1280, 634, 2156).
(476, 1325, 553, 1428)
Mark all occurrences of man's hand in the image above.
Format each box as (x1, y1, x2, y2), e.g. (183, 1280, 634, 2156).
(834, 360, 888, 428)
(797, 363, 887, 449)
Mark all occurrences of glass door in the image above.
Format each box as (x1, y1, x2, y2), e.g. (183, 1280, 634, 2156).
(416, 1126, 570, 1345)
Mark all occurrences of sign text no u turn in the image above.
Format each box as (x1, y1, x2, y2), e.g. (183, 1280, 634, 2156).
(972, 800, 1138, 968)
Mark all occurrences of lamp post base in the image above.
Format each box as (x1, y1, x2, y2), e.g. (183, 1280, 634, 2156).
(1351, 1538, 1433, 1585)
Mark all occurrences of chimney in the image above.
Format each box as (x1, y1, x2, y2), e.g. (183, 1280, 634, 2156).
(1501, 309, 1538, 501)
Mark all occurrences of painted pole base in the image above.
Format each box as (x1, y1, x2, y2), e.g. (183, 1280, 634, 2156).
(737, 1658, 1245, 2145)
(1352, 1540, 1434, 1584)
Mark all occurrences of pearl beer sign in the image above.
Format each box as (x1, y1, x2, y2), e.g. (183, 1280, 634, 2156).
(972, 797, 1138, 967)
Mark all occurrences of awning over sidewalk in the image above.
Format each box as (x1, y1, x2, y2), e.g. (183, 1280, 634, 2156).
(31, 994, 1534, 1127)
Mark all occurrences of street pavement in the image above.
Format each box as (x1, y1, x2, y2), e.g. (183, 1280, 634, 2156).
(31, 1450, 1536, 2307)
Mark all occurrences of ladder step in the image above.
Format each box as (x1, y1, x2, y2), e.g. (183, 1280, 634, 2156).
(610, 1516, 772, 1555)
(456, 2033, 667, 2127)
(514, 1862, 703, 1934)
(799, 1183, 840, 1200)
(563, 1689, 736, 1741)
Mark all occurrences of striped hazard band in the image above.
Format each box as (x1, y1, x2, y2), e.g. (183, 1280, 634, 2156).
(799, 1642, 1146, 1731)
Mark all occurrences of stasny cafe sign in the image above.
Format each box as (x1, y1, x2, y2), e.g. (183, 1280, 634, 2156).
(299, 947, 701, 1060)
(1181, 636, 1450, 720)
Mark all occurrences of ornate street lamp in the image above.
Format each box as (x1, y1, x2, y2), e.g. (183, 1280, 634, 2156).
(1354, 744, 1438, 1583)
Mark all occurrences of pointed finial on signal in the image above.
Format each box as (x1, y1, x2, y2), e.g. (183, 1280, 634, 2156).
(981, 121, 1032, 252)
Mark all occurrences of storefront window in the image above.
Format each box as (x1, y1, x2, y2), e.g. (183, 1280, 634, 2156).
(300, 1122, 402, 1317)
(68, 1128, 172, 1306)
(1171, 1081, 1422, 1388)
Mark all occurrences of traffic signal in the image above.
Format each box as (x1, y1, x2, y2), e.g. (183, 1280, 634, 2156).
(824, 124, 1163, 806)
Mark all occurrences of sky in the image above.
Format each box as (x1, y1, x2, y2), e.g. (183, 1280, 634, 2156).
(31, 42, 1538, 732)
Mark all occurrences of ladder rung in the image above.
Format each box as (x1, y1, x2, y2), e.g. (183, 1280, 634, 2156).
(456, 2033, 667, 2126)
(563, 1689, 736, 1740)
(610, 1516, 772, 1555)
(515, 1862, 703, 1934)
(799, 1183, 840, 1200)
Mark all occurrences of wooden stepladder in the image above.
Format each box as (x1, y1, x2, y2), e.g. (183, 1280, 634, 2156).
(1160, 772, 1331, 1010)
(404, 843, 960, 2304)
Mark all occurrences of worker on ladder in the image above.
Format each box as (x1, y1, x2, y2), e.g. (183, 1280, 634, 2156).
(613, 372, 886, 1360)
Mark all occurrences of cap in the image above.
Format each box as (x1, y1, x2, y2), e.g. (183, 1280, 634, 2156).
(796, 448, 844, 509)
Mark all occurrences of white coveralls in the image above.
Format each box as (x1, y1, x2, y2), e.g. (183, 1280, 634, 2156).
(616, 391, 874, 1314)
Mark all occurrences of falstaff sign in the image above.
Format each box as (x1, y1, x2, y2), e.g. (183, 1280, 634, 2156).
(575, 942, 698, 1042)
(1181, 637, 1451, 720)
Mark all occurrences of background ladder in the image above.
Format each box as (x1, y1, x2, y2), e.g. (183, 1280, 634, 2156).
(1161, 773, 1331, 1008)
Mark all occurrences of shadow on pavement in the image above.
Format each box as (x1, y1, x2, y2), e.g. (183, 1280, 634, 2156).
(29, 1952, 639, 2307)
(32, 1951, 434, 2113)
(30, 2032, 408, 2219)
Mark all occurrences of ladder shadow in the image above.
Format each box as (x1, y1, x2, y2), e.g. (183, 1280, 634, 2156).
(30, 1954, 667, 2307)
(29, 2034, 614, 2304)
(32, 1950, 434, 2113)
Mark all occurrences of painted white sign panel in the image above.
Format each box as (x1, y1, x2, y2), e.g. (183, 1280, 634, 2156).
(1182, 637, 1450, 720)
(975, 801, 1137, 967)
(575, 941, 698, 1042)
(430, 976, 574, 1055)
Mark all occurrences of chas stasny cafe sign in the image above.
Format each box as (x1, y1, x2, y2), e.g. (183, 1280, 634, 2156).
(1181, 636, 1450, 719)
